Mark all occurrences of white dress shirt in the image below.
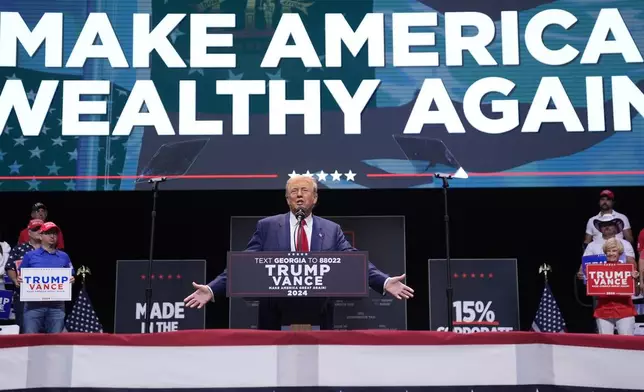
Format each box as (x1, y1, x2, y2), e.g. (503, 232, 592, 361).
(289, 212, 313, 251)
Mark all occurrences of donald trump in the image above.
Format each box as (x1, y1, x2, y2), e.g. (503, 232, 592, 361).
(184, 175, 413, 329)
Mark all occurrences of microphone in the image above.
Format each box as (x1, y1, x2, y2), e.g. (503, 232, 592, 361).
(295, 207, 306, 223)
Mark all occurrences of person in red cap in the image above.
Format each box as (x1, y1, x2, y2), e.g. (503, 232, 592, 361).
(18, 222, 75, 334)
(4, 219, 44, 332)
(17, 203, 65, 249)
(584, 190, 633, 247)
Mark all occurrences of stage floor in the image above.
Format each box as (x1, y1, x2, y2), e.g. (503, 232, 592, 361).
(0, 330, 640, 391)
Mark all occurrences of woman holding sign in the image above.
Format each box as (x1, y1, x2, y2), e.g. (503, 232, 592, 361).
(593, 238, 639, 335)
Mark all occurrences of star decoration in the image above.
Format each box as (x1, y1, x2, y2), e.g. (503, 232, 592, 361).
(344, 170, 356, 181)
(29, 146, 45, 159)
(51, 136, 66, 147)
(330, 170, 342, 181)
(266, 70, 286, 81)
(6, 73, 18, 80)
(228, 70, 244, 80)
(14, 136, 27, 146)
(288, 170, 299, 178)
(303, 170, 314, 178)
(68, 149, 78, 161)
(26, 178, 41, 191)
(3, 126, 12, 135)
(185, 59, 204, 76)
(26, 90, 36, 101)
(169, 28, 185, 44)
(0, 150, 6, 161)
(317, 170, 327, 181)
(64, 180, 76, 191)
(8, 160, 22, 174)
(40, 125, 50, 135)
(46, 162, 62, 175)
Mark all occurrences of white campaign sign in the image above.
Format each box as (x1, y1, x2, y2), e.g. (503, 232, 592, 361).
(20, 268, 72, 302)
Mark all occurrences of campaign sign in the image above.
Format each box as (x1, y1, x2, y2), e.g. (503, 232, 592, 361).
(114, 259, 206, 334)
(581, 254, 609, 284)
(20, 268, 72, 302)
(429, 259, 520, 333)
(586, 263, 635, 296)
(227, 252, 369, 298)
(0, 290, 12, 320)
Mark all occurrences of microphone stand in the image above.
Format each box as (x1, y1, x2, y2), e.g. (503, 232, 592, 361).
(436, 173, 454, 332)
(144, 176, 167, 333)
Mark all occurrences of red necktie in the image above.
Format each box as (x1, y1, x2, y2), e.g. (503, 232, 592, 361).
(298, 220, 309, 252)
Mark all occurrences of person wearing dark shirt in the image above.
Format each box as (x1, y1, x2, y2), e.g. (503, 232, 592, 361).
(18, 203, 65, 249)
(5, 219, 43, 332)
(18, 222, 75, 334)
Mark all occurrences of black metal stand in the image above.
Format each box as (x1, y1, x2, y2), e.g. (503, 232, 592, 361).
(437, 174, 454, 332)
(144, 177, 166, 333)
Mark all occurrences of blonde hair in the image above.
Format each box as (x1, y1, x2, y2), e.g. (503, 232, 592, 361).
(285, 175, 318, 196)
(603, 237, 624, 255)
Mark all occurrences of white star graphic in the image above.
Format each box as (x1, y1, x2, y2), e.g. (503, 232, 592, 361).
(26, 178, 41, 191)
(266, 69, 285, 81)
(26, 90, 36, 101)
(8, 160, 22, 174)
(64, 180, 76, 191)
(303, 170, 314, 178)
(185, 59, 204, 76)
(68, 149, 78, 161)
(116, 88, 128, 97)
(0, 150, 6, 161)
(51, 136, 66, 147)
(288, 170, 299, 178)
(49, 108, 56, 114)
(169, 28, 185, 44)
(14, 136, 27, 146)
(40, 124, 50, 135)
(6, 73, 18, 80)
(344, 170, 356, 181)
(46, 161, 62, 175)
(331, 170, 342, 181)
(317, 170, 328, 181)
(106, 155, 116, 165)
(2, 125, 12, 135)
(29, 146, 45, 159)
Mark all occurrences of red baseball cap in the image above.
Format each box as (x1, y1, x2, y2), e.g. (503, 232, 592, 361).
(27, 219, 44, 230)
(40, 222, 59, 233)
(600, 190, 614, 199)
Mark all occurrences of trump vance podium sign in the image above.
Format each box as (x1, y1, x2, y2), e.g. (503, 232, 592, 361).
(227, 252, 369, 298)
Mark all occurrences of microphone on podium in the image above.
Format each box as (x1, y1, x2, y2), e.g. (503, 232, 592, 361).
(295, 207, 306, 223)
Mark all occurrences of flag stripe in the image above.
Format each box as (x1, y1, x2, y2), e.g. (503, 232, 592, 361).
(0, 338, 643, 390)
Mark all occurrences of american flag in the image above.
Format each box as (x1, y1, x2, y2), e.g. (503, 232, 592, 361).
(531, 282, 566, 333)
(65, 286, 104, 333)
(0, 67, 131, 191)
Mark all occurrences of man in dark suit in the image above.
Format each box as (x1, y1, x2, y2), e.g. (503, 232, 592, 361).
(184, 175, 413, 329)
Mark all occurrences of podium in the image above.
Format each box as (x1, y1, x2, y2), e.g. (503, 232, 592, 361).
(227, 251, 369, 330)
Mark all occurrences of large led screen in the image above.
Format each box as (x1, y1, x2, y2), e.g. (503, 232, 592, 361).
(1, 0, 643, 191)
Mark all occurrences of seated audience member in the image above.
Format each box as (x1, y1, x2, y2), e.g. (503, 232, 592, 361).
(18, 222, 74, 334)
(584, 190, 633, 247)
(18, 203, 65, 249)
(587, 238, 639, 335)
(5, 220, 43, 332)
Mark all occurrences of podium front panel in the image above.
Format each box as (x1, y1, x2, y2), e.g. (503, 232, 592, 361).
(230, 216, 407, 330)
(428, 258, 519, 333)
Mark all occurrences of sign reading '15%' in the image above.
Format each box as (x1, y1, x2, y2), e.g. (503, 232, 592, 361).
(226, 252, 369, 298)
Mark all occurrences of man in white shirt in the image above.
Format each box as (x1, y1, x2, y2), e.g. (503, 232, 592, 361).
(580, 215, 636, 279)
(584, 190, 633, 246)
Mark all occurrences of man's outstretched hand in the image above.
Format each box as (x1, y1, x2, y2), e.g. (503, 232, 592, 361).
(384, 274, 414, 300)
(184, 282, 213, 309)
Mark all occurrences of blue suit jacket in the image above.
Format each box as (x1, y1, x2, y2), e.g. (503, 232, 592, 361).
(208, 213, 389, 296)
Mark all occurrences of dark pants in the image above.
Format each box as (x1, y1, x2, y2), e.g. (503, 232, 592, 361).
(23, 302, 65, 334)
(257, 298, 333, 330)
(13, 293, 23, 332)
